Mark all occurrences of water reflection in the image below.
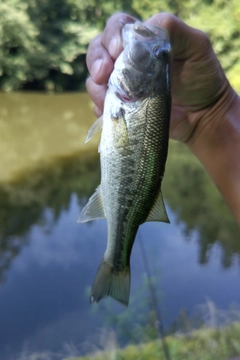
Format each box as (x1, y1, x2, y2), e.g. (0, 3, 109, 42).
(0, 151, 100, 281)
(0, 141, 239, 286)
(164, 141, 240, 268)
(0, 92, 239, 359)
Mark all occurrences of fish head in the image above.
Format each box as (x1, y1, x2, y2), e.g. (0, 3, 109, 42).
(110, 22, 171, 102)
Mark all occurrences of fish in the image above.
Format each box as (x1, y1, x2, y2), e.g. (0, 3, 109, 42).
(78, 21, 171, 306)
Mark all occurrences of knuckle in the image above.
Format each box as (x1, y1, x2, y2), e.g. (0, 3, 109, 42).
(106, 12, 136, 29)
(88, 34, 102, 51)
(149, 12, 178, 29)
(196, 29, 212, 50)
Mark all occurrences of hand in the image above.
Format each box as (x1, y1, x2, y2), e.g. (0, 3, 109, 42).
(86, 12, 240, 225)
(86, 12, 233, 143)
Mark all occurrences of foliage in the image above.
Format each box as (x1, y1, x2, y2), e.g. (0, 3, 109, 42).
(0, 0, 136, 91)
(69, 321, 240, 360)
(0, 0, 44, 91)
(0, 0, 239, 91)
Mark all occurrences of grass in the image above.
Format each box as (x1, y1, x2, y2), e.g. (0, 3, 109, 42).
(67, 321, 240, 360)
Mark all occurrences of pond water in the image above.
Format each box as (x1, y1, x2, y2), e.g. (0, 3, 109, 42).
(0, 92, 239, 360)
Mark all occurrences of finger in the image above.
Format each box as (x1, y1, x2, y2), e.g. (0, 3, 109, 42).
(86, 13, 136, 86)
(86, 77, 107, 112)
(102, 13, 136, 60)
(86, 35, 114, 85)
(145, 13, 211, 60)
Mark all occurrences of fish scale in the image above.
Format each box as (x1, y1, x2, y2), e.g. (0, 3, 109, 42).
(78, 21, 171, 306)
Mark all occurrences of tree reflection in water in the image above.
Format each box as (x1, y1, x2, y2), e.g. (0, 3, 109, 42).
(0, 151, 100, 281)
(0, 140, 239, 284)
(163, 141, 240, 267)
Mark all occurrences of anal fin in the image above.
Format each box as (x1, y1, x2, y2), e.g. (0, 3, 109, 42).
(145, 190, 170, 223)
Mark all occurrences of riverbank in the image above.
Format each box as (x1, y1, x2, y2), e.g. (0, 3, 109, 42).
(71, 321, 240, 360)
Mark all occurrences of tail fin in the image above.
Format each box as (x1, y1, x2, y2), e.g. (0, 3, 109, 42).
(90, 260, 130, 306)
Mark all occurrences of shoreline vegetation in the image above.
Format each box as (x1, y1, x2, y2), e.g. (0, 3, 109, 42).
(69, 299, 240, 360)
(11, 301, 240, 360)
(69, 322, 240, 360)
(0, 0, 240, 93)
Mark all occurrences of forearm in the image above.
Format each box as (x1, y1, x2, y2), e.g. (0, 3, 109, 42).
(187, 86, 240, 225)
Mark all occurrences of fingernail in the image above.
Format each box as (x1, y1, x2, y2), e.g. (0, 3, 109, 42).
(91, 59, 103, 81)
(109, 37, 121, 59)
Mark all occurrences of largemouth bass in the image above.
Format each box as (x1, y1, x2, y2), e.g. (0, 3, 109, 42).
(78, 21, 171, 306)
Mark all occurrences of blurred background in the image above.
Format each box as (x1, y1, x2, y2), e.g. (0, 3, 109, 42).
(0, 0, 239, 92)
(0, 1, 240, 360)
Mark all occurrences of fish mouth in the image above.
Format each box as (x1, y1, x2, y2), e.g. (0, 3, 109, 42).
(111, 60, 155, 104)
(115, 91, 133, 103)
(124, 21, 170, 42)
(114, 84, 142, 103)
(133, 22, 157, 38)
(109, 69, 145, 103)
(109, 22, 171, 103)
(113, 80, 148, 103)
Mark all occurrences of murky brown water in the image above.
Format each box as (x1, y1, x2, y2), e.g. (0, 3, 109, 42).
(0, 92, 99, 182)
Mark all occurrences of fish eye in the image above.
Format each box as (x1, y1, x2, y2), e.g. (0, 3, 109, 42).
(154, 48, 169, 60)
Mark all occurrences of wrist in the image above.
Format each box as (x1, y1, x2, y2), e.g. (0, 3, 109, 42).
(187, 83, 240, 152)
(186, 84, 240, 225)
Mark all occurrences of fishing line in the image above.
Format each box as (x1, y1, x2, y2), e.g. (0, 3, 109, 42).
(138, 230, 171, 360)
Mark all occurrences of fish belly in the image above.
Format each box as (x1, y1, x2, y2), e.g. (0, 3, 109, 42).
(101, 93, 170, 268)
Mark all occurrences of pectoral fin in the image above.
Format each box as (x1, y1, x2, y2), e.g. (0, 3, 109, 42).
(85, 116, 103, 143)
(145, 190, 169, 223)
(77, 185, 105, 223)
(111, 109, 130, 152)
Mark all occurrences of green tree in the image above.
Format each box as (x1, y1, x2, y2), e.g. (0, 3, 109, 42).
(0, 0, 239, 92)
(0, 0, 137, 91)
(0, 0, 100, 91)
(0, 0, 45, 91)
